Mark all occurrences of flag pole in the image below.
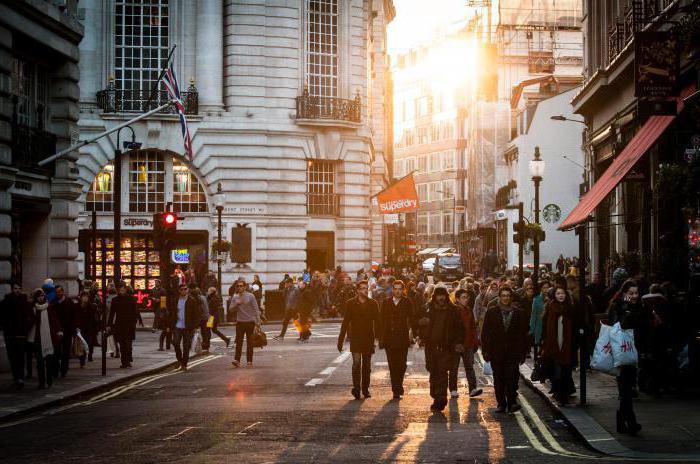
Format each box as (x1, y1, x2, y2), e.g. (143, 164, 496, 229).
(143, 44, 178, 112)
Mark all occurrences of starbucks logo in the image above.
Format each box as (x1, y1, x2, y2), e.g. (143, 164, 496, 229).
(543, 204, 561, 224)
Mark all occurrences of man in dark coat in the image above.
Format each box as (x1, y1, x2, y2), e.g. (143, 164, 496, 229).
(51, 285, 79, 378)
(0, 283, 33, 388)
(169, 284, 202, 371)
(481, 286, 529, 413)
(418, 286, 465, 412)
(338, 280, 380, 400)
(379, 280, 417, 399)
(107, 284, 138, 368)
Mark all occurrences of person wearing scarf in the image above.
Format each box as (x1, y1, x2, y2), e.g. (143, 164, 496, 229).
(541, 285, 577, 405)
(27, 289, 62, 389)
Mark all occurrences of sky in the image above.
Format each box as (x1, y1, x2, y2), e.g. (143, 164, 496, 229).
(388, 0, 473, 56)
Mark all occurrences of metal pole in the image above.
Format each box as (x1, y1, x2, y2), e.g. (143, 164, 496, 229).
(100, 237, 107, 376)
(533, 177, 541, 288)
(518, 202, 524, 283)
(578, 223, 588, 405)
(217, 205, 223, 297)
(114, 145, 122, 287)
(91, 210, 97, 282)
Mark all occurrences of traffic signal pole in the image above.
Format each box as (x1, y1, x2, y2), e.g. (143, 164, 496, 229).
(518, 202, 524, 283)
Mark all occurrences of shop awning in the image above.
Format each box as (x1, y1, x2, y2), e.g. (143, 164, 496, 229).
(559, 114, 674, 230)
(417, 248, 437, 255)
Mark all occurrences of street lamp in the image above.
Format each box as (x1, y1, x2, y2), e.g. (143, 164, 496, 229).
(529, 146, 545, 287)
(214, 182, 226, 298)
(550, 115, 586, 124)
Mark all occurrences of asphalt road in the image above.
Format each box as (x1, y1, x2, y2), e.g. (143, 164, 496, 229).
(0, 323, 629, 463)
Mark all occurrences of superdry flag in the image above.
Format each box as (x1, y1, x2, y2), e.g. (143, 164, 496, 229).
(375, 173, 419, 214)
(162, 63, 193, 161)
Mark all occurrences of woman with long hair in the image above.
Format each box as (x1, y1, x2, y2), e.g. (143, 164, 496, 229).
(27, 289, 61, 388)
(607, 279, 643, 435)
(541, 285, 577, 405)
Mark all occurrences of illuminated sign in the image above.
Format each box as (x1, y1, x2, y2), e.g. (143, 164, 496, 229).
(171, 249, 190, 264)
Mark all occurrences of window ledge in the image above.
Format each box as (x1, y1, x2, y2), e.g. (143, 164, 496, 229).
(99, 113, 204, 122)
(294, 118, 361, 129)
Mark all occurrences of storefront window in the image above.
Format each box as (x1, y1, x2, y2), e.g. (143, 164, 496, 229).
(129, 150, 165, 212)
(173, 159, 207, 213)
(87, 164, 114, 212)
(93, 234, 160, 292)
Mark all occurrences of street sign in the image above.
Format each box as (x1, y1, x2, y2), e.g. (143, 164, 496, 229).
(455, 206, 466, 213)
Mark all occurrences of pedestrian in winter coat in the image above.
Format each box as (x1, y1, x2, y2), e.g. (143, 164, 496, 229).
(170, 284, 202, 371)
(207, 287, 231, 347)
(639, 284, 670, 394)
(296, 282, 315, 341)
(607, 279, 643, 435)
(77, 292, 99, 365)
(275, 280, 300, 340)
(338, 281, 380, 399)
(50, 285, 78, 378)
(541, 286, 577, 405)
(0, 283, 33, 388)
(481, 286, 529, 413)
(529, 281, 550, 359)
(418, 286, 465, 412)
(107, 285, 138, 368)
(27, 290, 61, 388)
(379, 280, 417, 399)
(229, 280, 261, 367)
(449, 288, 483, 398)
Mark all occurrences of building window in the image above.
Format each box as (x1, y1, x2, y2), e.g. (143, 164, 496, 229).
(11, 59, 48, 128)
(393, 159, 404, 178)
(429, 212, 441, 236)
(441, 179, 454, 199)
(173, 159, 207, 213)
(87, 165, 115, 212)
(94, 236, 160, 291)
(129, 150, 165, 212)
(115, 0, 169, 110)
(307, 159, 338, 216)
(443, 150, 456, 170)
(429, 153, 441, 172)
(417, 213, 428, 235)
(417, 126, 428, 144)
(306, 0, 338, 99)
(418, 155, 427, 172)
(417, 183, 427, 203)
(406, 157, 416, 174)
(428, 182, 440, 202)
(443, 211, 454, 236)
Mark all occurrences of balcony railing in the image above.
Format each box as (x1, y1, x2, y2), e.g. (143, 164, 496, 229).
(607, 0, 673, 65)
(96, 83, 198, 115)
(307, 193, 340, 216)
(296, 89, 361, 123)
(12, 122, 56, 172)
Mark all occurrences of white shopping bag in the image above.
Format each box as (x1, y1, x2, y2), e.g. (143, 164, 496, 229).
(483, 361, 493, 376)
(590, 323, 619, 375)
(610, 322, 638, 368)
(106, 334, 116, 355)
(191, 330, 202, 355)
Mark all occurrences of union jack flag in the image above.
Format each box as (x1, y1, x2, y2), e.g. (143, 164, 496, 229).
(162, 63, 193, 161)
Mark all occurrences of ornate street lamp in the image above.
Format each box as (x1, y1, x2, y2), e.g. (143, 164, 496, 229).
(214, 183, 226, 297)
(529, 146, 545, 287)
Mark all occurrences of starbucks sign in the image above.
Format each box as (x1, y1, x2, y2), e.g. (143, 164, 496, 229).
(543, 204, 561, 224)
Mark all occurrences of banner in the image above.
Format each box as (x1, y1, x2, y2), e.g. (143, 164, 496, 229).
(376, 174, 419, 214)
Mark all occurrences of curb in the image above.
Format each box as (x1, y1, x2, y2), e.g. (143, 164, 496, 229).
(520, 363, 700, 461)
(0, 356, 191, 423)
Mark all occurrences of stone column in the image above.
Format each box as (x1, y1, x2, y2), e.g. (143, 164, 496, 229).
(196, 0, 224, 113)
(49, 60, 82, 296)
(0, 26, 15, 295)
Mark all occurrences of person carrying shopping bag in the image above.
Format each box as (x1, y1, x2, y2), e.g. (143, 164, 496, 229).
(229, 279, 262, 368)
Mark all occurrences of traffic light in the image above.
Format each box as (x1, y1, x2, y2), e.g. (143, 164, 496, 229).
(152, 211, 178, 250)
(512, 220, 525, 245)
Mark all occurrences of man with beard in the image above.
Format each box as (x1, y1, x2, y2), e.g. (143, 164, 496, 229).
(481, 286, 529, 413)
(418, 286, 464, 412)
(337, 280, 380, 399)
(379, 280, 417, 400)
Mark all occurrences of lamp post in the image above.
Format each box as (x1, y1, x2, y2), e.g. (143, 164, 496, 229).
(529, 147, 545, 288)
(214, 183, 225, 298)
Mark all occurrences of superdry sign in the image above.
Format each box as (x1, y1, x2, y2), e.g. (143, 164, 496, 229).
(375, 173, 419, 214)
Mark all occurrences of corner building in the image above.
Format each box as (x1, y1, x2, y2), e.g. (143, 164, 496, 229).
(75, 0, 394, 292)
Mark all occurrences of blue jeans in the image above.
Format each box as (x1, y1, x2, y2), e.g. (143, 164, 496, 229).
(173, 328, 193, 367)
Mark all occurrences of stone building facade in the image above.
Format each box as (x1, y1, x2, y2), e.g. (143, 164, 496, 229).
(75, 0, 394, 293)
(0, 0, 84, 295)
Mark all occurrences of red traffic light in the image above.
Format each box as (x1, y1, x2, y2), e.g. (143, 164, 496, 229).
(164, 212, 176, 225)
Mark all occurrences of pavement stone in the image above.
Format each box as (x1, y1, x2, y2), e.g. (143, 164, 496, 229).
(520, 359, 700, 459)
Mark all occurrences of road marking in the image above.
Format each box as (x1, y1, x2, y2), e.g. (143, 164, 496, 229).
(108, 423, 149, 437)
(319, 366, 336, 375)
(237, 421, 262, 435)
(305, 378, 324, 386)
(332, 352, 351, 364)
(163, 426, 201, 441)
(374, 361, 413, 366)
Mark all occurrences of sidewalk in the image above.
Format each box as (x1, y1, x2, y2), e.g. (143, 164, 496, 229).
(0, 330, 196, 422)
(520, 359, 700, 459)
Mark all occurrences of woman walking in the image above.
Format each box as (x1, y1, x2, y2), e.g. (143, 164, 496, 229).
(27, 290, 61, 389)
(541, 285, 577, 405)
(608, 279, 643, 435)
(529, 281, 550, 359)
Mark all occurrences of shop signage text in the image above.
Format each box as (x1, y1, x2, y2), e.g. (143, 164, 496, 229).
(123, 217, 154, 228)
(225, 205, 267, 215)
(634, 31, 679, 98)
(171, 249, 190, 264)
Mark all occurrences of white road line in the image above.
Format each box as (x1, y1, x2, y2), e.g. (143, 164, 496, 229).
(162, 426, 201, 441)
(332, 352, 351, 364)
(319, 366, 336, 375)
(305, 378, 324, 386)
(108, 423, 149, 437)
(237, 421, 262, 435)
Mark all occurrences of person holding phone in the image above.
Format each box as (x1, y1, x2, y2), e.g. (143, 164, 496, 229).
(230, 279, 261, 368)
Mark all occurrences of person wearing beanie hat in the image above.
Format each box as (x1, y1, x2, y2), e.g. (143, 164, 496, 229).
(418, 285, 464, 412)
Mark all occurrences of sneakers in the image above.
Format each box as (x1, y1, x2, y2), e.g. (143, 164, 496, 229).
(450, 390, 459, 398)
(469, 388, 483, 398)
(272, 335, 284, 342)
(508, 404, 522, 413)
(232, 360, 241, 368)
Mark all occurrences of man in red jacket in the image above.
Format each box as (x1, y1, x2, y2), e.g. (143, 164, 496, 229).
(449, 289, 483, 399)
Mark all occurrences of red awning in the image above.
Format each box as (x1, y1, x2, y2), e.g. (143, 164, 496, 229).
(559, 114, 674, 230)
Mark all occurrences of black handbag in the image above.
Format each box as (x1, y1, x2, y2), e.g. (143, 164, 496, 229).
(253, 325, 267, 348)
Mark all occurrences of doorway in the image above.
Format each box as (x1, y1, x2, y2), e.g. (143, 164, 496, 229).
(307, 231, 334, 272)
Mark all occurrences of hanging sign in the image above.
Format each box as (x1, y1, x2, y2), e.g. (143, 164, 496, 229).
(635, 31, 679, 98)
(543, 204, 562, 224)
(375, 173, 419, 214)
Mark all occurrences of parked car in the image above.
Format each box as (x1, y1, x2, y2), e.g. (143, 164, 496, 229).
(433, 252, 464, 282)
(422, 257, 435, 273)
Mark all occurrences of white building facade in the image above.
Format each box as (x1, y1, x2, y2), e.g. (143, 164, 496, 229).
(75, 0, 394, 294)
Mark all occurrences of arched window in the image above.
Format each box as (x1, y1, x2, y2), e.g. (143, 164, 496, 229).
(87, 164, 114, 212)
(129, 150, 165, 212)
(173, 159, 207, 213)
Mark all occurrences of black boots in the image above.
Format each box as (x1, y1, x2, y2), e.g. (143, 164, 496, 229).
(617, 409, 642, 435)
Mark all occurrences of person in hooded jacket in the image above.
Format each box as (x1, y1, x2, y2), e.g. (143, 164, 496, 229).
(418, 286, 465, 412)
(541, 285, 577, 405)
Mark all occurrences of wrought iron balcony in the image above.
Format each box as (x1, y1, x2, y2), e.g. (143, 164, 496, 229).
(96, 82, 198, 115)
(296, 89, 361, 123)
(11, 122, 56, 172)
(607, 0, 670, 65)
(307, 192, 340, 217)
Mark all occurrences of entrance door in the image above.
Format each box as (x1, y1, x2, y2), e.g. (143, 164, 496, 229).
(307, 231, 334, 272)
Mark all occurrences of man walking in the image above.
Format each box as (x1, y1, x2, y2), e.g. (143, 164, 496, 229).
(419, 286, 464, 412)
(107, 284, 138, 368)
(337, 280, 380, 399)
(51, 285, 78, 378)
(450, 289, 483, 398)
(170, 284, 201, 371)
(0, 283, 32, 388)
(379, 280, 416, 399)
(230, 279, 261, 367)
(274, 279, 299, 341)
(481, 286, 529, 413)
